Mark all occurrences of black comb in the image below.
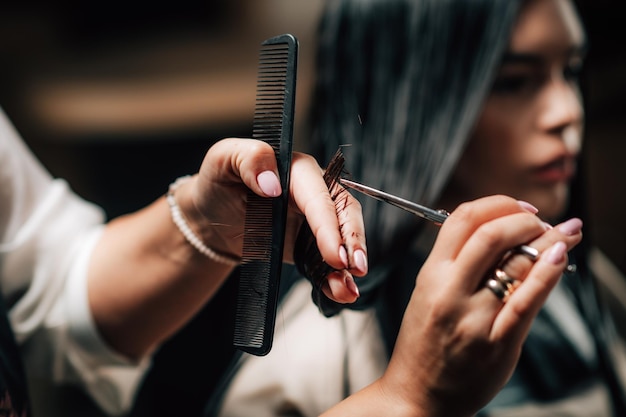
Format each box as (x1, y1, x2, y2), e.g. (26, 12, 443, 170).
(233, 34, 298, 356)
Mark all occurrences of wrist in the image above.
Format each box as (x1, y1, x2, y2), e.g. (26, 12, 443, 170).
(378, 369, 476, 417)
(374, 378, 428, 417)
(167, 176, 240, 266)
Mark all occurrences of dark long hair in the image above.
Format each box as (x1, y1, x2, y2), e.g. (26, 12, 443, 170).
(308, 0, 522, 266)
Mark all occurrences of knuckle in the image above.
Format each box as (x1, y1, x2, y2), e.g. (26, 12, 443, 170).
(452, 201, 479, 221)
(474, 224, 503, 250)
(292, 152, 321, 171)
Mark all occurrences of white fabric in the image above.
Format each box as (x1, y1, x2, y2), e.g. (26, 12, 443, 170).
(589, 247, 626, 392)
(0, 108, 148, 415)
(543, 280, 597, 364)
(218, 279, 387, 417)
(219, 262, 624, 417)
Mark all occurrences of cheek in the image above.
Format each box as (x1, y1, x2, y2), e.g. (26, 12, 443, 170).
(471, 102, 535, 168)
(465, 113, 518, 173)
(450, 108, 530, 198)
(475, 104, 526, 150)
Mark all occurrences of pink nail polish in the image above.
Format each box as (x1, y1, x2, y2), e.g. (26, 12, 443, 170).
(557, 218, 583, 236)
(544, 241, 567, 265)
(518, 200, 539, 214)
(256, 171, 282, 197)
(339, 245, 349, 268)
(353, 249, 368, 274)
(345, 274, 360, 297)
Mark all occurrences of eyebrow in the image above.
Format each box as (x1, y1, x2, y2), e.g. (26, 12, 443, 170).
(501, 52, 544, 66)
(501, 44, 589, 67)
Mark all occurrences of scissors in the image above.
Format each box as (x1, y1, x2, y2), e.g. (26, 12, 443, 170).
(340, 177, 542, 261)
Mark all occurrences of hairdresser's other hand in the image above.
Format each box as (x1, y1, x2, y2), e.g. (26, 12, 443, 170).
(321, 195, 582, 417)
(178, 138, 367, 303)
(383, 195, 582, 416)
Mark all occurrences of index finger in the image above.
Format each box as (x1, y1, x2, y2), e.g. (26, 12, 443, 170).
(288, 152, 367, 273)
(431, 195, 538, 261)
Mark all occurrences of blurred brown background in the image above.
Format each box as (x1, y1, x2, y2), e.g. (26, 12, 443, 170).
(0, 0, 624, 270)
(0, 0, 325, 218)
(578, 1, 626, 276)
(0, 0, 625, 415)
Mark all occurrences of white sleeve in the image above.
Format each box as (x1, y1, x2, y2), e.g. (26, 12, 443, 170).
(0, 109, 150, 415)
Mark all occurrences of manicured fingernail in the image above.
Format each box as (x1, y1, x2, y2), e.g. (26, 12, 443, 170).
(346, 274, 360, 297)
(339, 245, 349, 268)
(353, 249, 368, 274)
(543, 222, 553, 230)
(544, 241, 567, 265)
(557, 218, 583, 236)
(257, 171, 281, 197)
(518, 200, 539, 214)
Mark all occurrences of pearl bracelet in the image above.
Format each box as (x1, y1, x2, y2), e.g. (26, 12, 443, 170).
(167, 176, 240, 266)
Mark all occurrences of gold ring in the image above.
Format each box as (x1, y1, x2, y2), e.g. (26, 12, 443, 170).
(494, 268, 521, 292)
(485, 277, 510, 302)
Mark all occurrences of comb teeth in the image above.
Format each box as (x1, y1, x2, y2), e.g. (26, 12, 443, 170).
(253, 44, 290, 145)
(234, 34, 297, 356)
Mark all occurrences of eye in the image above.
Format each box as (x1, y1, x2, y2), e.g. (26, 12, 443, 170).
(563, 59, 584, 82)
(491, 76, 529, 93)
(491, 73, 542, 95)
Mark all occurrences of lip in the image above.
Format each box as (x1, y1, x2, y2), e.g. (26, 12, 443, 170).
(532, 157, 576, 183)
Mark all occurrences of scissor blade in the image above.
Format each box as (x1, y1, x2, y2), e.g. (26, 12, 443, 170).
(339, 178, 448, 223)
(340, 178, 542, 261)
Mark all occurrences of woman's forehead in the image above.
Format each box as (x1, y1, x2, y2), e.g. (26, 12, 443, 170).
(509, 0, 585, 55)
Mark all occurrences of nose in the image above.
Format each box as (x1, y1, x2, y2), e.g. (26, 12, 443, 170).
(537, 72, 584, 148)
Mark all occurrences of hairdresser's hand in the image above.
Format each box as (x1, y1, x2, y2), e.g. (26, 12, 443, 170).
(322, 195, 582, 417)
(384, 195, 582, 416)
(178, 138, 367, 302)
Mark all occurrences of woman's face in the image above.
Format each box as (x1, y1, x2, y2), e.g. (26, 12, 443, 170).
(449, 0, 586, 221)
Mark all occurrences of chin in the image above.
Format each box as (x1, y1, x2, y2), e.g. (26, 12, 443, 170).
(526, 184, 570, 222)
